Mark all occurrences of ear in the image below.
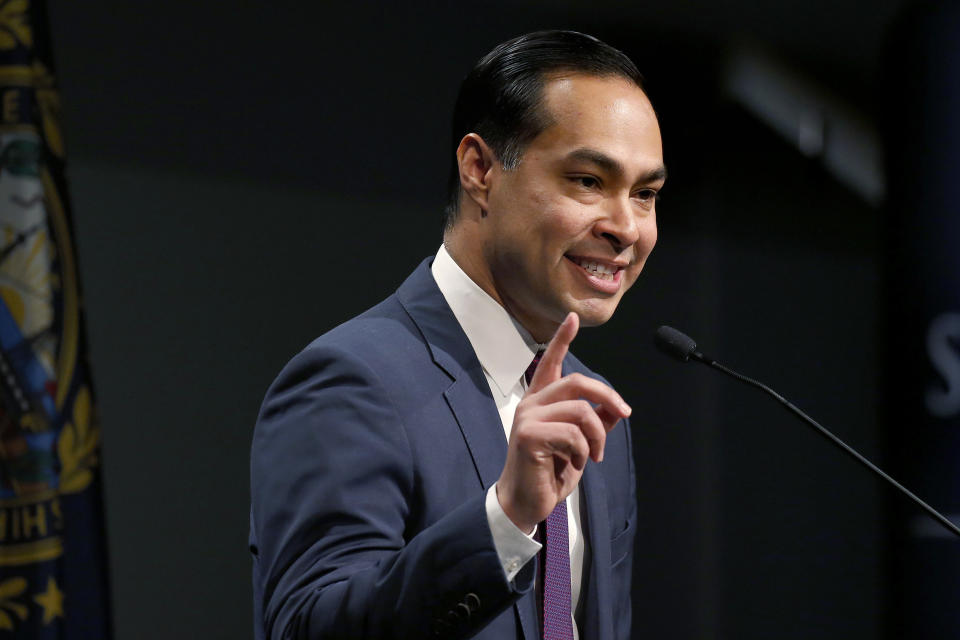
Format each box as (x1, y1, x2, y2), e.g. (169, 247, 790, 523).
(456, 133, 497, 215)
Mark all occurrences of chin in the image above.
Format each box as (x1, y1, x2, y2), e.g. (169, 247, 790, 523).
(577, 314, 612, 328)
(569, 303, 617, 328)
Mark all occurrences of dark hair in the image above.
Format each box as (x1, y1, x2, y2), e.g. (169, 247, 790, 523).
(443, 30, 646, 229)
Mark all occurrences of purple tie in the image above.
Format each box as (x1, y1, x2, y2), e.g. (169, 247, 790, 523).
(525, 351, 574, 640)
(541, 502, 573, 639)
(524, 350, 543, 386)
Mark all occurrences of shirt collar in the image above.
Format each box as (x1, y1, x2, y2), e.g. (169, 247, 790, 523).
(431, 244, 542, 396)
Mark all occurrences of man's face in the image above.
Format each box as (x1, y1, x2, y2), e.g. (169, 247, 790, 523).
(480, 73, 664, 341)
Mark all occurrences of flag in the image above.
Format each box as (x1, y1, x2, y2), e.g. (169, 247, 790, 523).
(0, 1, 111, 637)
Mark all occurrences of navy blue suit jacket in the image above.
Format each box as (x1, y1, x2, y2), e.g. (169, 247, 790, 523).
(250, 259, 637, 639)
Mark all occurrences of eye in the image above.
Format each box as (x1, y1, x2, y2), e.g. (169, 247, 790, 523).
(571, 175, 601, 190)
(633, 188, 659, 207)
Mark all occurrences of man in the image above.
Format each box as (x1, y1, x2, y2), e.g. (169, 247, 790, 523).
(250, 30, 665, 640)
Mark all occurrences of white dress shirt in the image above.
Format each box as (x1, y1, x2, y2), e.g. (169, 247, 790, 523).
(431, 244, 586, 638)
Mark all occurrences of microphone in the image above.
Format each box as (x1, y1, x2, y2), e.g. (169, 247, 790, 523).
(654, 325, 710, 363)
(654, 325, 960, 539)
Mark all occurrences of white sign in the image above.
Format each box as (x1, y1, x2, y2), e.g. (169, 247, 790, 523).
(926, 312, 960, 418)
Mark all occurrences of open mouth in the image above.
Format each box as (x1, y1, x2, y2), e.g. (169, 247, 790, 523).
(564, 255, 621, 282)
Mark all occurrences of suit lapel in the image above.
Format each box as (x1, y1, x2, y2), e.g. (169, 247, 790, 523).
(396, 258, 508, 490)
(442, 376, 508, 489)
(560, 359, 614, 640)
(580, 460, 613, 639)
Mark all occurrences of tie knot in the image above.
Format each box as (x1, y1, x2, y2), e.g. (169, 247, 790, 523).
(524, 349, 544, 385)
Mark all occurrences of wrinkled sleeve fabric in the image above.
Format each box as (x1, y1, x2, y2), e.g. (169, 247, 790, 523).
(250, 342, 533, 640)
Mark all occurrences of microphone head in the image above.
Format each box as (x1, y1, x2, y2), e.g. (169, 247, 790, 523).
(654, 325, 698, 362)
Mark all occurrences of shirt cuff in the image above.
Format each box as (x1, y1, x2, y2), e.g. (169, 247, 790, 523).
(485, 483, 542, 583)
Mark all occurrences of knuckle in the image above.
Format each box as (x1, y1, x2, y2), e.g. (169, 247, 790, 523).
(581, 404, 603, 433)
(576, 399, 593, 418)
(593, 429, 607, 447)
(515, 400, 540, 423)
(511, 425, 533, 445)
(513, 407, 528, 431)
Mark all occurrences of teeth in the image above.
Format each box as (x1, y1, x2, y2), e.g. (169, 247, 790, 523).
(573, 257, 617, 281)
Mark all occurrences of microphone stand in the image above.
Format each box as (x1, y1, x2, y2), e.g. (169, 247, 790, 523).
(656, 326, 960, 539)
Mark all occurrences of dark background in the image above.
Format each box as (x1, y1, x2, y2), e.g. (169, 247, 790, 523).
(43, 1, 949, 638)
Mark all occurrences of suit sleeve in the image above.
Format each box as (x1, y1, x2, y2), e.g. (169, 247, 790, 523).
(250, 343, 533, 640)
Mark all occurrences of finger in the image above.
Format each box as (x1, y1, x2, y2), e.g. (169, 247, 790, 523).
(595, 404, 624, 432)
(538, 421, 591, 471)
(529, 399, 607, 463)
(528, 312, 579, 392)
(535, 372, 631, 421)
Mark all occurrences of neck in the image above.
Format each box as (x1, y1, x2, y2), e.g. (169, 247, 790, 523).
(443, 226, 500, 305)
(443, 227, 557, 343)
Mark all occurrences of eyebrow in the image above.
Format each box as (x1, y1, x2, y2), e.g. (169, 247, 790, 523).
(566, 147, 668, 184)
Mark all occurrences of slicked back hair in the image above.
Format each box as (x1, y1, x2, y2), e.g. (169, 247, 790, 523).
(443, 30, 646, 229)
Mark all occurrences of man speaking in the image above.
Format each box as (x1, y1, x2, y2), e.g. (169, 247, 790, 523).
(250, 30, 665, 639)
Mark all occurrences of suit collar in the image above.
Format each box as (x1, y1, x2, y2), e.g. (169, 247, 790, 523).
(396, 257, 475, 382)
(431, 245, 539, 396)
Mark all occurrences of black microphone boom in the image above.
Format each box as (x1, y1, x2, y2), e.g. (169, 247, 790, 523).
(654, 325, 960, 539)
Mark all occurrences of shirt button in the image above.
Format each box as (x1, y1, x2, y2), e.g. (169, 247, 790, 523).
(507, 559, 520, 572)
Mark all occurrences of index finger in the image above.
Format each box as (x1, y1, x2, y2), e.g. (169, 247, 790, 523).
(528, 312, 579, 392)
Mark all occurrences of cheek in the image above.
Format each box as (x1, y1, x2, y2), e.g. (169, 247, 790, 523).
(636, 218, 658, 260)
(526, 189, 562, 227)
(623, 222, 658, 285)
(541, 199, 595, 239)
(520, 199, 583, 248)
(499, 186, 555, 235)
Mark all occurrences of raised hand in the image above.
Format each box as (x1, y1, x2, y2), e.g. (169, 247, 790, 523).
(496, 312, 632, 534)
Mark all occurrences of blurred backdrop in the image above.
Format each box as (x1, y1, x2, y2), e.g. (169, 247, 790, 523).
(44, 1, 960, 638)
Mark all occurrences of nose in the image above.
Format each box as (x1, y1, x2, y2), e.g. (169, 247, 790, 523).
(593, 195, 642, 252)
